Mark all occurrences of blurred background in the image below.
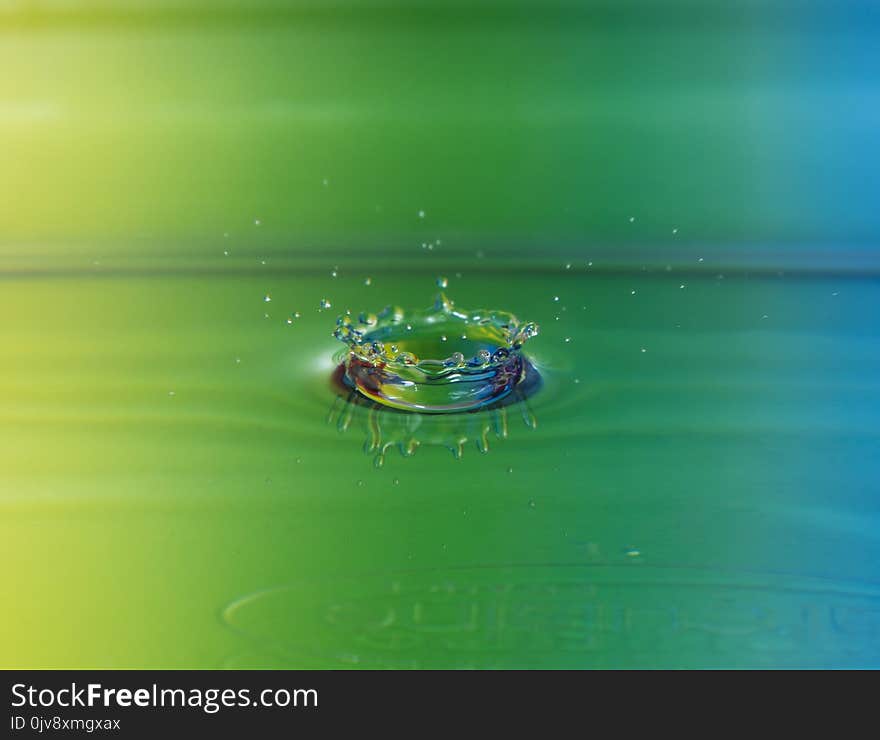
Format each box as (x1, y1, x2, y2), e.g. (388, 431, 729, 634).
(1, 0, 879, 668)
(2, 0, 879, 265)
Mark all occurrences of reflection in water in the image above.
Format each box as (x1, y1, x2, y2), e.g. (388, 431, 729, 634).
(222, 565, 880, 669)
(328, 360, 541, 467)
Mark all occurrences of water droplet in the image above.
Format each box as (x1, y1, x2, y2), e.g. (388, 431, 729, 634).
(392, 478, 400, 486)
(507, 466, 514, 474)
(629, 216, 635, 223)
(630, 290, 636, 295)
(641, 347, 647, 353)
(436, 275, 448, 288)
(331, 270, 338, 278)
(234, 357, 241, 364)
(672, 227, 678, 235)
(336, 295, 540, 413)
(364, 277, 372, 286)
(319, 298, 332, 310)
(565, 263, 572, 270)
(625, 547, 641, 558)
(564, 337, 571, 343)
(679, 284, 686, 289)
(254, 218, 261, 226)
(223, 250, 229, 256)
(294, 311, 301, 319)
(264, 294, 271, 302)
(528, 499, 536, 509)
(322, 178, 329, 186)
(418, 209, 425, 219)
(356, 480, 364, 487)
(168, 390, 175, 397)
(553, 295, 560, 302)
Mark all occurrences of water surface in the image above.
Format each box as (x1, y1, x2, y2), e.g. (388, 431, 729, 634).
(2, 260, 878, 667)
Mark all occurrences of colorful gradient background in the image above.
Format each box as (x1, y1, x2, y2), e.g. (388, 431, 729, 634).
(1, 0, 879, 668)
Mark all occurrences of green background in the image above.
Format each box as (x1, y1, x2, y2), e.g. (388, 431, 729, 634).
(2, 1, 879, 668)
